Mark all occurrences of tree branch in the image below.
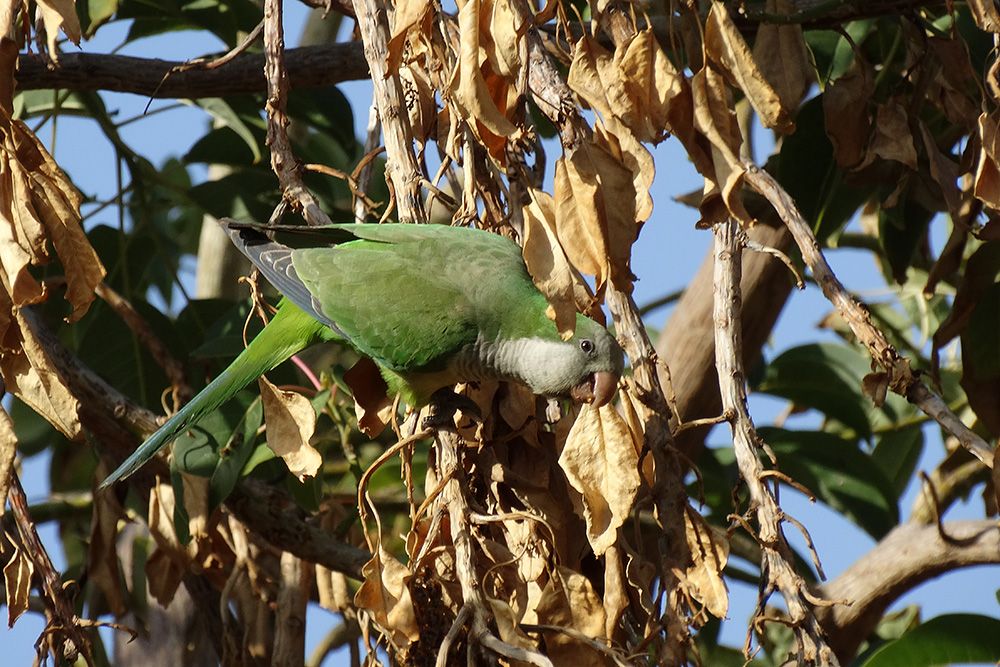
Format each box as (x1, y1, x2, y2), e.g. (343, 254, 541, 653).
(712, 219, 837, 665)
(818, 519, 1000, 662)
(14, 44, 368, 98)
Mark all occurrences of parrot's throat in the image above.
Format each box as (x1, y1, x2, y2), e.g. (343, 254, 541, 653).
(450, 335, 581, 397)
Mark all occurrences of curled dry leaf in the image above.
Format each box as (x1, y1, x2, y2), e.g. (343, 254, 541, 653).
(864, 99, 918, 170)
(522, 188, 582, 337)
(2, 540, 33, 627)
(704, 2, 794, 134)
(35, 0, 82, 61)
(0, 108, 105, 321)
(0, 406, 16, 513)
(554, 136, 639, 293)
(681, 510, 729, 619)
(603, 545, 628, 640)
(354, 546, 420, 648)
(974, 112, 1000, 210)
(752, 0, 812, 111)
(146, 482, 191, 606)
(823, 60, 874, 170)
(2, 310, 81, 440)
(690, 67, 751, 225)
(969, 0, 1000, 32)
(344, 356, 393, 438)
(387, 0, 432, 73)
(487, 596, 537, 650)
(259, 375, 322, 481)
(86, 475, 127, 616)
(535, 567, 607, 663)
(558, 403, 640, 556)
(452, 0, 518, 140)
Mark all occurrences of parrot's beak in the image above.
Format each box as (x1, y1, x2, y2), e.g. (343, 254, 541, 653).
(571, 371, 618, 407)
(591, 371, 618, 408)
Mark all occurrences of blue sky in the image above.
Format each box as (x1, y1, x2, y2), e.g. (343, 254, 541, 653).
(4, 5, 997, 664)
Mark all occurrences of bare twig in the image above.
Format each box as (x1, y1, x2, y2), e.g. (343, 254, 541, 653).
(712, 219, 838, 665)
(435, 603, 471, 667)
(8, 472, 94, 665)
(743, 164, 995, 468)
(354, 104, 382, 223)
(352, 0, 425, 224)
(263, 0, 333, 226)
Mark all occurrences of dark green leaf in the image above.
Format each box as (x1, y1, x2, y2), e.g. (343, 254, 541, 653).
(872, 425, 924, 498)
(756, 343, 873, 438)
(761, 428, 898, 538)
(861, 614, 1000, 667)
(209, 398, 263, 507)
(878, 197, 934, 285)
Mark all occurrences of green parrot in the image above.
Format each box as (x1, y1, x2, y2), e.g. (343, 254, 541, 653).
(100, 220, 624, 488)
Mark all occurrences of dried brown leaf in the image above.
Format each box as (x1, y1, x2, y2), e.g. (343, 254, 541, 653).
(0, 112, 105, 321)
(866, 99, 917, 170)
(567, 35, 625, 127)
(344, 357, 392, 438)
(752, 0, 812, 111)
(705, 2, 793, 134)
(354, 546, 419, 647)
(558, 403, 640, 555)
(682, 511, 729, 619)
(975, 112, 1000, 210)
(487, 596, 536, 649)
(259, 376, 322, 481)
(0, 407, 15, 515)
(86, 477, 127, 616)
(618, 30, 678, 143)
(400, 65, 436, 146)
(823, 60, 874, 170)
(1, 311, 81, 439)
(554, 137, 638, 292)
(146, 483, 188, 606)
(486, 0, 524, 79)
(690, 66, 751, 225)
(603, 545, 627, 640)
(969, 0, 1000, 32)
(535, 567, 607, 664)
(522, 188, 580, 337)
(35, 0, 81, 61)
(3, 539, 33, 627)
(452, 0, 518, 139)
(387, 0, 431, 72)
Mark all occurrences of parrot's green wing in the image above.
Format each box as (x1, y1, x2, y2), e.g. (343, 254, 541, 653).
(230, 221, 544, 373)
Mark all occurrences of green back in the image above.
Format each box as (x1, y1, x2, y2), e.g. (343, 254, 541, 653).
(290, 224, 556, 373)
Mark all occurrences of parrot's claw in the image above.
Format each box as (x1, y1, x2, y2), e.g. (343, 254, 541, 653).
(423, 389, 483, 430)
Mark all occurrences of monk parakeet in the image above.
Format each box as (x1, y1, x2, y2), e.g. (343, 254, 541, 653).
(100, 220, 624, 487)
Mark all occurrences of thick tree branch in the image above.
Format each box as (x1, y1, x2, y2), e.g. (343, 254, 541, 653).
(817, 519, 1000, 662)
(15, 45, 369, 98)
(225, 480, 370, 580)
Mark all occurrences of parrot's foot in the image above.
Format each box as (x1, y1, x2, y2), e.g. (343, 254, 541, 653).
(423, 389, 483, 430)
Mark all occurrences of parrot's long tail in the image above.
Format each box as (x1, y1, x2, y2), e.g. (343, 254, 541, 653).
(99, 302, 331, 488)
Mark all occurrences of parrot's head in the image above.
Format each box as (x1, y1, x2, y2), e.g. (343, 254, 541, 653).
(523, 316, 623, 408)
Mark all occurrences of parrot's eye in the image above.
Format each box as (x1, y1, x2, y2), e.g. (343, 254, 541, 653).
(580, 339, 594, 354)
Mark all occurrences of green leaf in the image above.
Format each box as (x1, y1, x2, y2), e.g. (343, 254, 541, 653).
(194, 98, 264, 164)
(209, 398, 263, 508)
(772, 97, 870, 244)
(861, 614, 1000, 667)
(761, 428, 899, 538)
(756, 343, 873, 439)
(872, 425, 924, 498)
(78, 0, 119, 36)
(805, 20, 876, 84)
(878, 197, 934, 285)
